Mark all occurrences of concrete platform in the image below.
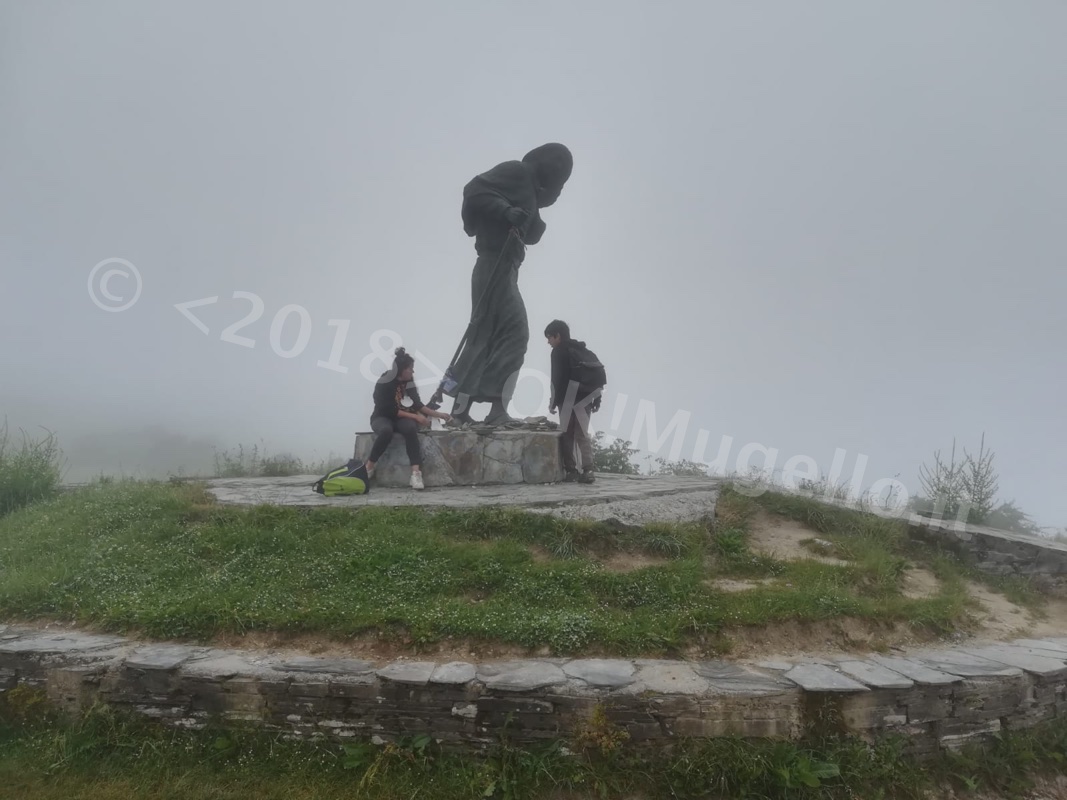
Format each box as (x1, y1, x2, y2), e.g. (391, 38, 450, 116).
(203, 473, 722, 528)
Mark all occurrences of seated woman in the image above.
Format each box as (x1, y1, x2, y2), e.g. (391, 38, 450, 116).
(365, 347, 452, 489)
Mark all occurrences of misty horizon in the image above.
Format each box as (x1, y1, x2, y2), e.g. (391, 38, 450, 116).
(2, 2, 1064, 528)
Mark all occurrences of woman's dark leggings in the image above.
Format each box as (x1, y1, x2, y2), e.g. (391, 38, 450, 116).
(369, 415, 421, 465)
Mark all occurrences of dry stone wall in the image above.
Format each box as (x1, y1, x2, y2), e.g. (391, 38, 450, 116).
(5, 625, 1067, 759)
(905, 514, 1067, 591)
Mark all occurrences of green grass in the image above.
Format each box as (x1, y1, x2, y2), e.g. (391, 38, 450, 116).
(0, 421, 64, 517)
(0, 479, 989, 657)
(737, 485, 1046, 614)
(710, 487, 976, 634)
(4, 691, 1067, 800)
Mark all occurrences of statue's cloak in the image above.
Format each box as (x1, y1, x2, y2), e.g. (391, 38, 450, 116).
(449, 143, 573, 403)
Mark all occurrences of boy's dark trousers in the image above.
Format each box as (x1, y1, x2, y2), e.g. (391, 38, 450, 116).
(559, 385, 598, 475)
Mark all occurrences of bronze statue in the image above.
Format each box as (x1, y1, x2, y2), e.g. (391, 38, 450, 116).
(432, 143, 573, 425)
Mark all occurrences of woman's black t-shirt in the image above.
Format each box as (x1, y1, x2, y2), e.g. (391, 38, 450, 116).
(371, 373, 424, 420)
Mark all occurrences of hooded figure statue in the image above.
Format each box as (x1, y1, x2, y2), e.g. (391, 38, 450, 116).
(446, 143, 573, 425)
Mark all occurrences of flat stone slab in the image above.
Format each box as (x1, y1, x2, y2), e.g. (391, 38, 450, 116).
(957, 645, 1067, 677)
(278, 656, 376, 675)
(1011, 639, 1067, 656)
(782, 664, 869, 693)
(693, 661, 797, 695)
(910, 649, 1023, 678)
(620, 661, 711, 695)
(476, 660, 568, 691)
(376, 661, 437, 685)
(562, 659, 637, 688)
(868, 655, 962, 685)
(181, 651, 280, 679)
(0, 631, 129, 655)
(754, 660, 795, 672)
(124, 644, 205, 671)
(203, 473, 720, 520)
(834, 659, 915, 690)
(430, 662, 476, 685)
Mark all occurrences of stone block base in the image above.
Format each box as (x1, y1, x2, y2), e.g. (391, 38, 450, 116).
(353, 429, 564, 488)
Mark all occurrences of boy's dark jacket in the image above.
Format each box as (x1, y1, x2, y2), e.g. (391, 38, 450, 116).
(550, 339, 601, 411)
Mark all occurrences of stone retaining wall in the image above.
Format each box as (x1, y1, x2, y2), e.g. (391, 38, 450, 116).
(5, 625, 1067, 759)
(904, 514, 1067, 591)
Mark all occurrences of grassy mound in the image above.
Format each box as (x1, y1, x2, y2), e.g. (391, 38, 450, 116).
(0, 478, 1000, 657)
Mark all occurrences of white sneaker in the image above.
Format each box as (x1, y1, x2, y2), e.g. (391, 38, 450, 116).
(409, 471, 424, 490)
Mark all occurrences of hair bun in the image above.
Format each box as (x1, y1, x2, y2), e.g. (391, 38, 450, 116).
(394, 346, 406, 357)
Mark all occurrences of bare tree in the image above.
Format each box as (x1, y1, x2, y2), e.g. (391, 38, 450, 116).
(918, 438, 965, 518)
(960, 432, 999, 523)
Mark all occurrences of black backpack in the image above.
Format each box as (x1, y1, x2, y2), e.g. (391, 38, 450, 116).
(567, 340, 607, 392)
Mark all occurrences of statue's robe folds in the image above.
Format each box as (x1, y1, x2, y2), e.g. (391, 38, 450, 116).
(451, 145, 570, 403)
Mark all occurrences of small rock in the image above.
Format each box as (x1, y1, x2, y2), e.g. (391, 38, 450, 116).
(452, 703, 478, 719)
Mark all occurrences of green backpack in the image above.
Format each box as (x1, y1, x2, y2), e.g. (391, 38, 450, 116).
(312, 459, 371, 496)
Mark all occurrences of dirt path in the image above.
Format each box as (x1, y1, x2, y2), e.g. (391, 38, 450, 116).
(725, 511, 1067, 660)
(746, 509, 849, 565)
(902, 567, 940, 598)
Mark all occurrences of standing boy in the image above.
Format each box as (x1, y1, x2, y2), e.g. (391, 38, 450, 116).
(545, 319, 602, 483)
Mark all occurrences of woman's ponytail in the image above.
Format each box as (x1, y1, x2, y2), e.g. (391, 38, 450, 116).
(393, 346, 415, 372)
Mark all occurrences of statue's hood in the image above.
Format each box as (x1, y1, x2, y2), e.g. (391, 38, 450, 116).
(522, 143, 573, 207)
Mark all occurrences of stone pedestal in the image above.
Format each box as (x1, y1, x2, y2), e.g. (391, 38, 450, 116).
(353, 428, 564, 488)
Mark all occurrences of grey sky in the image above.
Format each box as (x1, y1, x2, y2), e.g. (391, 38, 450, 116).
(2, 2, 1064, 526)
